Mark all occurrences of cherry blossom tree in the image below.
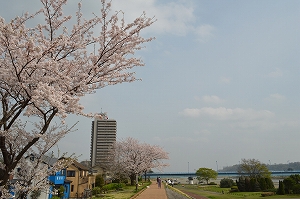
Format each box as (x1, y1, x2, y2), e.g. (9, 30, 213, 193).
(0, 0, 154, 195)
(108, 137, 168, 188)
(1, 154, 71, 199)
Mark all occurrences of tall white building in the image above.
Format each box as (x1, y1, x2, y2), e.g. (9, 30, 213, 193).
(90, 113, 116, 169)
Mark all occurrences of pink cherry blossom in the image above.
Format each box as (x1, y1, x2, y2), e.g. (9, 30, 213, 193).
(108, 137, 169, 186)
(0, 0, 154, 196)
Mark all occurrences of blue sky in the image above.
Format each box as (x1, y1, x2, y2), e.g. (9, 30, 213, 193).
(1, 0, 300, 172)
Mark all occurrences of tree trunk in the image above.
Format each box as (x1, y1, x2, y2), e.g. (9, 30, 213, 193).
(135, 174, 138, 191)
(130, 174, 135, 186)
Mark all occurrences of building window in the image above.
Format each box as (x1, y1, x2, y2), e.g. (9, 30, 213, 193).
(81, 171, 86, 177)
(67, 170, 75, 177)
(71, 185, 74, 192)
(61, 169, 66, 176)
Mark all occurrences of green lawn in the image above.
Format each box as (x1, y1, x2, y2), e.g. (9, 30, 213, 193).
(93, 182, 151, 199)
(174, 184, 300, 199)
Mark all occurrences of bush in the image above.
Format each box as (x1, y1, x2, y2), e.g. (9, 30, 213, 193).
(277, 180, 285, 195)
(208, 182, 217, 185)
(92, 187, 101, 195)
(259, 178, 267, 191)
(220, 178, 234, 188)
(95, 174, 105, 187)
(293, 184, 300, 194)
(261, 192, 274, 197)
(265, 177, 275, 189)
(229, 186, 239, 193)
(102, 183, 125, 191)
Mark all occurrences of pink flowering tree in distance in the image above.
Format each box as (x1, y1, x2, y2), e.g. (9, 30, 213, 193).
(108, 137, 169, 190)
(0, 0, 154, 196)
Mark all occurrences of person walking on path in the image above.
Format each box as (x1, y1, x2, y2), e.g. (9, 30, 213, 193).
(134, 180, 168, 199)
(158, 177, 162, 188)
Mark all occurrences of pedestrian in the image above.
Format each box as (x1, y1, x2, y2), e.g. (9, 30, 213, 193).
(167, 179, 171, 185)
(158, 177, 161, 188)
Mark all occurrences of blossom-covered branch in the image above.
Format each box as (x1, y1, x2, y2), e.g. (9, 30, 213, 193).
(0, 0, 154, 193)
(108, 137, 168, 186)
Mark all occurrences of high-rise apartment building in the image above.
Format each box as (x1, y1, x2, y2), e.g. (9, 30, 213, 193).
(90, 113, 116, 169)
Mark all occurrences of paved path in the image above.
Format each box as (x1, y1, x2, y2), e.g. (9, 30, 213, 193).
(134, 181, 168, 199)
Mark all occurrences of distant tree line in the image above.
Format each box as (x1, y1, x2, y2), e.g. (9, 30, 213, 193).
(221, 161, 300, 172)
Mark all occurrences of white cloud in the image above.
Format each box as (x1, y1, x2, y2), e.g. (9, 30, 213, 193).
(180, 107, 275, 121)
(111, 0, 214, 40)
(269, 93, 286, 101)
(220, 77, 231, 84)
(194, 24, 215, 42)
(111, 0, 193, 35)
(267, 68, 283, 78)
(264, 93, 286, 103)
(202, 95, 224, 104)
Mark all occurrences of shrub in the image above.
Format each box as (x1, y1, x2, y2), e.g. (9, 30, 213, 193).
(92, 187, 101, 195)
(259, 178, 267, 191)
(220, 178, 234, 188)
(261, 192, 274, 197)
(102, 183, 125, 191)
(277, 180, 285, 195)
(265, 177, 275, 189)
(95, 174, 105, 187)
(229, 186, 239, 192)
(293, 184, 300, 194)
(58, 185, 65, 198)
(237, 177, 245, 192)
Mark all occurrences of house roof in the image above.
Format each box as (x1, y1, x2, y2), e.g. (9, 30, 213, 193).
(25, 154, 58, 166)
(72, 160, 89, 171)
(25, 154, 89, 171)
(41, 155, 58, 166)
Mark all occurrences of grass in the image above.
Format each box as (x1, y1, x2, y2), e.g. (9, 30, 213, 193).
(174, 184, 300, 199)
(92, 181, 151, 199)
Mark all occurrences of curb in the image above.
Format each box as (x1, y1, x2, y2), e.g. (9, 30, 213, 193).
(166, 184, 194, 199)
(130, 183, 152, 199)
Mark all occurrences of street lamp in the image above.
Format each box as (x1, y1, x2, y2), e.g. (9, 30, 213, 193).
(216, 161, 218, 172)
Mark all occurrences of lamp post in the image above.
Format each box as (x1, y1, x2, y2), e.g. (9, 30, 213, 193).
(216, 161, 218, 172)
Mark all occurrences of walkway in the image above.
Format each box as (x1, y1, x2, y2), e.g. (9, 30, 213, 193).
(134, 180, 168, 199)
